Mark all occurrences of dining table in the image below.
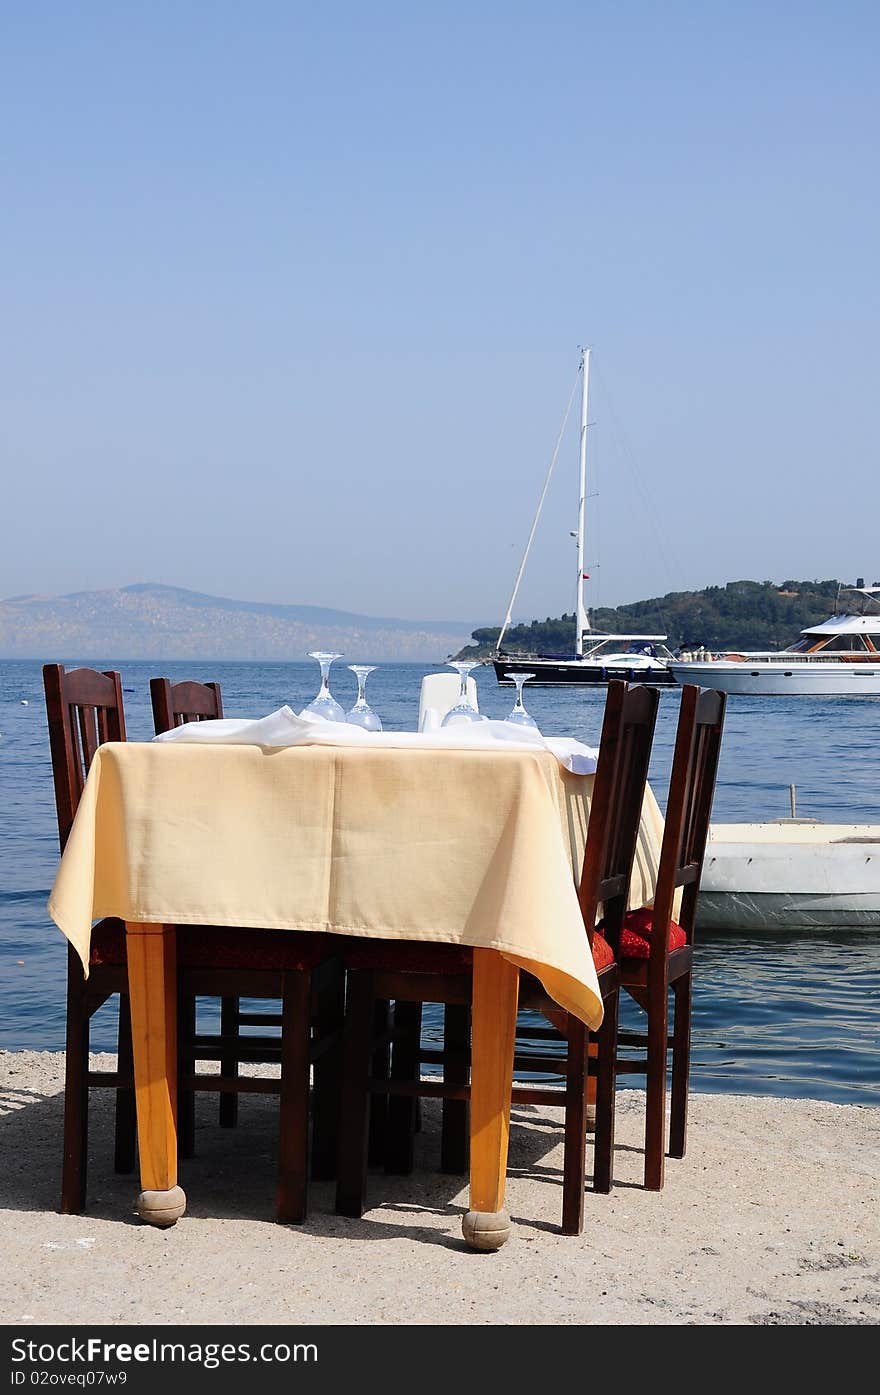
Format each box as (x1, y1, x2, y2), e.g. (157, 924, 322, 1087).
(47, 726, 667, 1249)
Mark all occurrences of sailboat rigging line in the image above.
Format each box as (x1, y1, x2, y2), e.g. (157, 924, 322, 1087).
(495, 366, 581, 655)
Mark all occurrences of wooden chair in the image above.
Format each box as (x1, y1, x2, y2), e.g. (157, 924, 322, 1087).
(148, 673, 345, 1218)
(44, 664, 342, 1222)
(149, 669, 345, 1216)
(149, 677, 224, 734)
(611, 684, 726, 1189)
(335, 680, 660, 1234)
(43, 664, 137, 1213)
(150, 677, 236, 1144)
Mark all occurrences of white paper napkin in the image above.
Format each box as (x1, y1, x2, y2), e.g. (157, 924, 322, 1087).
(154, 706, 598, 775)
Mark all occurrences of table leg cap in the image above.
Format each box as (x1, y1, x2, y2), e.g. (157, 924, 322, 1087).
(136, 1186, 187, 1227)
(462, 1210, 511, 1251)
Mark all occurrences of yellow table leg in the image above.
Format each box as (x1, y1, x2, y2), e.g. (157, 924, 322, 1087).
(462, 948, 519, 1251)
(125, 923, 186, 1226)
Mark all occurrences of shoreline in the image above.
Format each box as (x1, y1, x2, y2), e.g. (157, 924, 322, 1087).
(1, 1049, 879, 1326)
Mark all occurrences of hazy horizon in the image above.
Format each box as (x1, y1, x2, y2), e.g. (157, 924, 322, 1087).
(1, 571, 860, 636)
(0, 579, 482, 628)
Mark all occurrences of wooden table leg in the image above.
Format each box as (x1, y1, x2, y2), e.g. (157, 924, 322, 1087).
(125, 923, 186, 1226)
(462, 948, 518, 1251)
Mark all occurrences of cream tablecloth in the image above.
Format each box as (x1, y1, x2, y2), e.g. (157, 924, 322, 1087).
(48, 742, 667, 1032)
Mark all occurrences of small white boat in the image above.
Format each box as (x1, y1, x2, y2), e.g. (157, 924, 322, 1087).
(669, 584, 880, 695)
(697, 821, 880, 931)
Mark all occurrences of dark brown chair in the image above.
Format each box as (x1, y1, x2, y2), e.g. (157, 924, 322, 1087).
(611, 684, 726, 1189)
(43, 663, 136, 1213)
(149, 674, 344, 1220)
(335, 680, 660, 1234)
(149, 677, 224, 733)
(44, 664, 343, 1222)
(150, 677, 237, 1142)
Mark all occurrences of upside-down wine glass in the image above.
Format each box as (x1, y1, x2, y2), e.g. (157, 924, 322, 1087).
(440, 660, 485, 726)
(504, 671, 539, 729)
(302, 651, 346, 722)
(346, 665, 382, 731)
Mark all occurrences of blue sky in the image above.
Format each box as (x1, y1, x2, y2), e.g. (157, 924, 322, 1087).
(2, 2, 878, 623)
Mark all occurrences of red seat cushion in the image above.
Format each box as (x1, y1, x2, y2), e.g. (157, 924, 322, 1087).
(341, 936, 474, 974)
(591, 932, 615, 972)
(619, 907, 687, 960)
(88, 920, 336, 971)
(178, 926, 335, 970)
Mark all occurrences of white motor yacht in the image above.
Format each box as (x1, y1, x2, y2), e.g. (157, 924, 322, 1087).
(669, 584, 880, 695)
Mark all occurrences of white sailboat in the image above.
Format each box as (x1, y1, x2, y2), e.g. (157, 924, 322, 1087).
(492, 347, 675, 686)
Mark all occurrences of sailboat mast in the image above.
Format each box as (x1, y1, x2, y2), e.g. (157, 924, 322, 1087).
(575, 347, 591, 657)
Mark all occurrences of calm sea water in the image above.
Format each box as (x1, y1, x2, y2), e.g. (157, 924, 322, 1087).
(1, 658, 878, 1106)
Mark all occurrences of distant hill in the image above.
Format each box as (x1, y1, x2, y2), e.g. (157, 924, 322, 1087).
(0, 583, 475, 662)
(455, 578, 855, 657)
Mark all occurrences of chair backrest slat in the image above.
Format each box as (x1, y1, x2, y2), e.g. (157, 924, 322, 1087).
(649, 684, 726, 966)
(150, 677, 223, 734)
(578, 681, 660, 951)
(43, 664, 126, 851)
(78, 706, 100, 771)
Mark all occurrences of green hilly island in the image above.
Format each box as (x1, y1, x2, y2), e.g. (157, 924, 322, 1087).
(455, 578, 854, 658)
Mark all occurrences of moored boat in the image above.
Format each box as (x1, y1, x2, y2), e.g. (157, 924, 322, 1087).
(493, 348, 674, 686)
(697, 820, 880, 931)
(670, 583, 880, 695)
(493, 640, 676, 686)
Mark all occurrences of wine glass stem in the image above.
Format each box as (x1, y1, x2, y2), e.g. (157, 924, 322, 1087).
(357, 674, 367, 705)
(513, 675, 526, 711)
(458, 673, 468, 703)
(319, 661, 332, 697)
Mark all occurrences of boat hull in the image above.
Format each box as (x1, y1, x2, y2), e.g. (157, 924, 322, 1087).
(669, 660, 880, 695)
(697, 823, 880, 931)
(697, 890, 880, 931)
(493, 657, 676, 687)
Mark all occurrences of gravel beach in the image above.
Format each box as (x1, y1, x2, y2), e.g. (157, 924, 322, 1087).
(1, 1050, 878, 1326)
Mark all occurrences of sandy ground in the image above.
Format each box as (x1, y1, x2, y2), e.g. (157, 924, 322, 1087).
(1, 1049, 878, 1326)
